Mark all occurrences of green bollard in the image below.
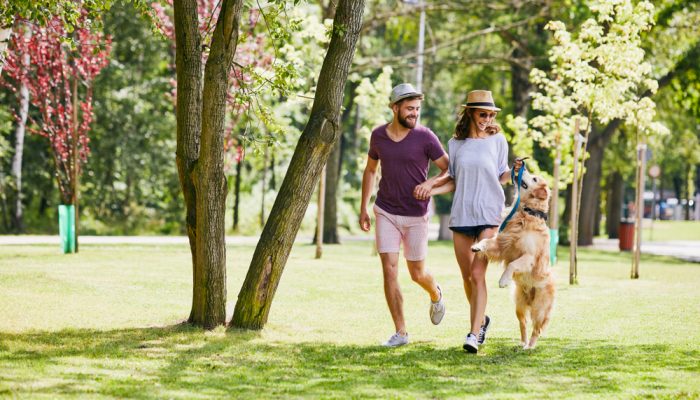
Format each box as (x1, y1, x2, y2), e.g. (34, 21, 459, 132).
(549, 228, 558, 266)
(549, 229, 559, 266)
(58, 204, 76, 254)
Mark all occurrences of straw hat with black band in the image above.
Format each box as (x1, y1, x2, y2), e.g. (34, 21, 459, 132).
(461, 90, 501, 112)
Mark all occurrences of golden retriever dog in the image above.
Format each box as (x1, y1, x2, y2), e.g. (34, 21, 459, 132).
(471, 171, 555, 349)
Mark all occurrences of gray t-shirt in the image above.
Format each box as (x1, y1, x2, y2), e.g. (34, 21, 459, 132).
(447, 133, 510, 227)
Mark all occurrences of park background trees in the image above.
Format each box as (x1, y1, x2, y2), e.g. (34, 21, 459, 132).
(0, 0, 698, 327)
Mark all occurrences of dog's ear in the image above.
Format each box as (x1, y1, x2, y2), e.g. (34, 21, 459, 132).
(534, 186, 549, 200)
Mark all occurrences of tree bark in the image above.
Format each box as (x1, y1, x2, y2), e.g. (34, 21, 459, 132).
(175, 0, 203, 326)
(175, 0, 244, 329)
(233, 156, 242, 231)
(606, 171, 622, 238)
(321, 139, 340, 243)
(559, 184, 572, 246)
(11, 51, 29, 233)
(231, 0, 365, 330)
(317, 83, 357, 244)
(578, 125, 613, 245)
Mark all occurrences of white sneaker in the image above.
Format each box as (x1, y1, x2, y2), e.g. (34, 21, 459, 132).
(478, 315, 491, 345)
(463, 332, 478, 353)
(382, 332, 409, 347)
(430, 285, 445, 325)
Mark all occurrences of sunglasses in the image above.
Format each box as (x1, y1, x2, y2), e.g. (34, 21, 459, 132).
(477, 111, 497, 119)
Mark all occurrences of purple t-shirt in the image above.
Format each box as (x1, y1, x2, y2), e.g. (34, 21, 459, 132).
(368, 124, 446, 216)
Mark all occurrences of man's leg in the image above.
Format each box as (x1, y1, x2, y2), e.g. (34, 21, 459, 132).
(403, 214, 439, 301)
(379, 252, 406, 335)
(406, 259, 440, 302)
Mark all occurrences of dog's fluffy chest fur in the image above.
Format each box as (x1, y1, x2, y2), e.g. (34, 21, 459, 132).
(496, 213, 550, 265)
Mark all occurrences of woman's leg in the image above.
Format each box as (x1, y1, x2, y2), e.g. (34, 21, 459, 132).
(469, 227, 498, 335)
(453, 232, 476, 326)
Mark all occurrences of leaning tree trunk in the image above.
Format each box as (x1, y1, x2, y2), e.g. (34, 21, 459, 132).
(231, 0, 365, 330)
(175, 0, 244, 329)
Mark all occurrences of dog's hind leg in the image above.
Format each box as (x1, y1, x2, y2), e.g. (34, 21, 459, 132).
(515, 289, 528, 348)
(527, 283, 555, 349)
(499, 254, 534, 288)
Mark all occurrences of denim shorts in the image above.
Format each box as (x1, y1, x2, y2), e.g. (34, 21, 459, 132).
(449, 225, 498, 240)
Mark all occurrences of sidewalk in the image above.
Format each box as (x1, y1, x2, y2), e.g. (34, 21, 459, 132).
(590, 238, 700, 263)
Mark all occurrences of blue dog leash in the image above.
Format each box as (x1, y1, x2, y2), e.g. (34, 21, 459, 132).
(498, 158, 527, 233)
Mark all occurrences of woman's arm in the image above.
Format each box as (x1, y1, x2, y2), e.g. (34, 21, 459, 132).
(430, 177, 455, 196)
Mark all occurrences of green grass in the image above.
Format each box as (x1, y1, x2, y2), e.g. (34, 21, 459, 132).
(1, 241, 699, 399)
(641, 220, 700, 242)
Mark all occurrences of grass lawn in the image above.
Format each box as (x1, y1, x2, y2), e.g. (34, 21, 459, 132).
(1, 240, 699, 399)
(641, 220, 700, 242)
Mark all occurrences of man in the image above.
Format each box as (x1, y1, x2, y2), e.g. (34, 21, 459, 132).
(359, 83, 449, 347)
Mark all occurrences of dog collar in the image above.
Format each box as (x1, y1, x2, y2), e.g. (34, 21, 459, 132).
(523, 207, 548, 221)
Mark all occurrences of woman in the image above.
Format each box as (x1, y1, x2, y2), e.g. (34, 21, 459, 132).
(427, 90, 518, 353)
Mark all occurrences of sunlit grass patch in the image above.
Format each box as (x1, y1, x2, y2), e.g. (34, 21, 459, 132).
(0, 241, 699, 398)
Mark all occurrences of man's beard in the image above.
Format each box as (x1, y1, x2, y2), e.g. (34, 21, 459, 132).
(398, 113, 417, 129)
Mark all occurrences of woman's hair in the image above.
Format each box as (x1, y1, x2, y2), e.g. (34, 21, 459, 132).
(453, 108, 501, 140)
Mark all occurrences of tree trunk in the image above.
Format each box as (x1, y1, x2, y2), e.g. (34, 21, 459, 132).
(685, 164, 691, 220)
(175, 0, 203, 325)
(318, 83, 357, 244)
(0, 26, 12, 75)
(577, 120, 621, 245)
(559, 184, 572, 246)
(260, 146, 268, 227)
(578, 140, 604, 245)
(320, 138, 340, 243)
(231, 0, 365, 330)
(233, 156, 242, 231)
(606, 171, 622, 238)
(11, 54, 29, 233)
(175, 0, 244, 329)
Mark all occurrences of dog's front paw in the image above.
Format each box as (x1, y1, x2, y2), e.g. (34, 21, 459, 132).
(498, 275, 512, 288)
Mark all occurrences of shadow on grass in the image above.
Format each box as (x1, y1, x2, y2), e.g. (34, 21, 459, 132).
(1, 325, 698, 399)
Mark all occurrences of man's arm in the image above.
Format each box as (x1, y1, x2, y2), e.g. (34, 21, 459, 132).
(413, 154, 449, 200)
(359, 157, 379, 232)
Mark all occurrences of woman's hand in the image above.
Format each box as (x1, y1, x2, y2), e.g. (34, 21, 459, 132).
(513, 156, 528, 173)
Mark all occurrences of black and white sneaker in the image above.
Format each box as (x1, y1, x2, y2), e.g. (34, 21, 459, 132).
(478, 315, 491, 345)
(463, 333, 479, 353)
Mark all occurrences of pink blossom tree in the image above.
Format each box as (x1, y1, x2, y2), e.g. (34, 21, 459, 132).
(2, 14, 110, 247)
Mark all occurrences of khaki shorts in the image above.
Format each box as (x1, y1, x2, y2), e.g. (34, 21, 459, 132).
(373, 205, 429, 261)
